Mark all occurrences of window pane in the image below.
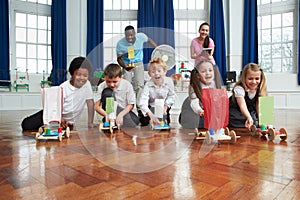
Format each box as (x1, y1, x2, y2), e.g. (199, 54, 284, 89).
(16, 43, 26, 57)
(282, 43, 292, 57)
(27, 44, 36, 58)
(48, 46, 51, 59)
(187, 0, 195, 10)
(282, 12, 293, 26)
(47, 60, 52, 73)
(28, 14, 37, 28)
(113, 21, 122, 33)
(38, 59, 47, 73)
(283, 58, 294, 72)
(261, 59, 272, 72)
(272, 43, 282, 58)
(262, 15, 271, 29)
(28, 59, 37, 73)
(48, 30, 51, 43)
(16, 58, 27, 71)
(262, 44, 271, 58)
(114, 0, 121, 10)
(261, 29, 271, 43)
(38, 30, 47, 43)
(48, 17, 51, 30)
(38, 15, 48, 29)
(104, 0, 113, 9)
(272, 14, 281, 28)
(272, 28, 281, 43)
(282, 27, 293, 41)
(16, 13, 26, 27)
(177, 0, 187, 9)
(130, 0, 138, 9)
(28, 29, 37, 43)
(195, 0, 204, 9)
(16, 28, 27, 42)
(104, 21, 113, 33)
(122, 0, 129, 9)
(38, 45, 47, 59)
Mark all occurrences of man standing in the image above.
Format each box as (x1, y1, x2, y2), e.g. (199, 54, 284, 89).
(116, 25, 157, 101)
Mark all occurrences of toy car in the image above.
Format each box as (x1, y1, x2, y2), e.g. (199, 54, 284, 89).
(205, 127, 239, 144)
(151, 120, 170, 130)
(250, 125, 287, 141)
(100, 121, 119, 134)
(36, 120, 70, 142)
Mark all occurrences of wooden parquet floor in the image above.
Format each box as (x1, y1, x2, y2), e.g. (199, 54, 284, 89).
(0, 109, 299, 200)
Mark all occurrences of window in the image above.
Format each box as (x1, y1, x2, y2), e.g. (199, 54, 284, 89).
(10, 0, 52, 74)
(103, 0, 137, 65)
(257, 0, 298, 73)
(173, 0, 208, 69)
(103, 0, 209, 69)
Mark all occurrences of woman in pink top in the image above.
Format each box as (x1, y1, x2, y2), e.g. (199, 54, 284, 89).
(190, 22, 216, 66)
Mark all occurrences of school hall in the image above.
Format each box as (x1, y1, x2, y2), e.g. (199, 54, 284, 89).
(0, 0, 300, 199)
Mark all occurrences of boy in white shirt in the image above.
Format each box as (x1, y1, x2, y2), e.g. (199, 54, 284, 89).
(94, 63, 139, 127)
(138, 58, 175, 126)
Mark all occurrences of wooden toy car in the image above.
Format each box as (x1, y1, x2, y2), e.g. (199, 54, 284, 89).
(100, 121, 119, 134)
(205, 127, 239, 144)
(250, 125, 287, 141)
(151, 120, 170, 130)
(36, 121, 70, 142)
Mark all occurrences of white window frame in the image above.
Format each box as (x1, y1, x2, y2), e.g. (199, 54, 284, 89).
(10, 0, 52, 74)
(257, 0, 298, 73)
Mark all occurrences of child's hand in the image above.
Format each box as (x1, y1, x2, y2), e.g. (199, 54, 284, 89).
(245, 117, 253, 130)
(116, 114, 124, 126)
(198, 110, 204, 117)
(150, 115, 159, 125)
(60, 118, 72, 129)
(164, 105, 168, 115)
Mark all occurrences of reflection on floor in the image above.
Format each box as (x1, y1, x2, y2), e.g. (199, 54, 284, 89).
(0, 109, 299, 199)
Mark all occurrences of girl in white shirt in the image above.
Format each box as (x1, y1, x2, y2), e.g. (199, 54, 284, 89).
(179, 60, 222, 128)
(229, 63, 267, 129)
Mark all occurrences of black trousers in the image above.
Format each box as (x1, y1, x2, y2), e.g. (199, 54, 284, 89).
(21, 110, 44, 130)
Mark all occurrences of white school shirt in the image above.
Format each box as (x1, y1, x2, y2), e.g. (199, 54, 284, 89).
(190, 80, 216, 114)
(97, 78, 136, 109)
(60, 80, 93, 124)
(138, 77, 175, 116)
(233, 85, 257, 99)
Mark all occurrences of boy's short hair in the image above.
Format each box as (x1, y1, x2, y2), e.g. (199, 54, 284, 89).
(69, 56, 92, 76)
(104, 63, 122, 78)
(148, 57, 167, 71)
(125, 25, 135, 32)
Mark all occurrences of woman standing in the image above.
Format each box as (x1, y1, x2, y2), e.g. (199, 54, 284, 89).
(190, 22, 216, 66)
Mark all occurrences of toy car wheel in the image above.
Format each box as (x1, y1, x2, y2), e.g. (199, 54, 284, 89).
(205, 132, 211, 145)
(268, 128, 275, 141)
(99, 123, 102, 132)
(35, 132, 40, 140)
(279, 128, 287, 141)
(132, 135, 137, 146)
(229, 130, 237, 144)
(250, 125, 257, 136)
(58, 132, 63, 142)
(224, 127, 230, 135)
(66, 127, 70, 138)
